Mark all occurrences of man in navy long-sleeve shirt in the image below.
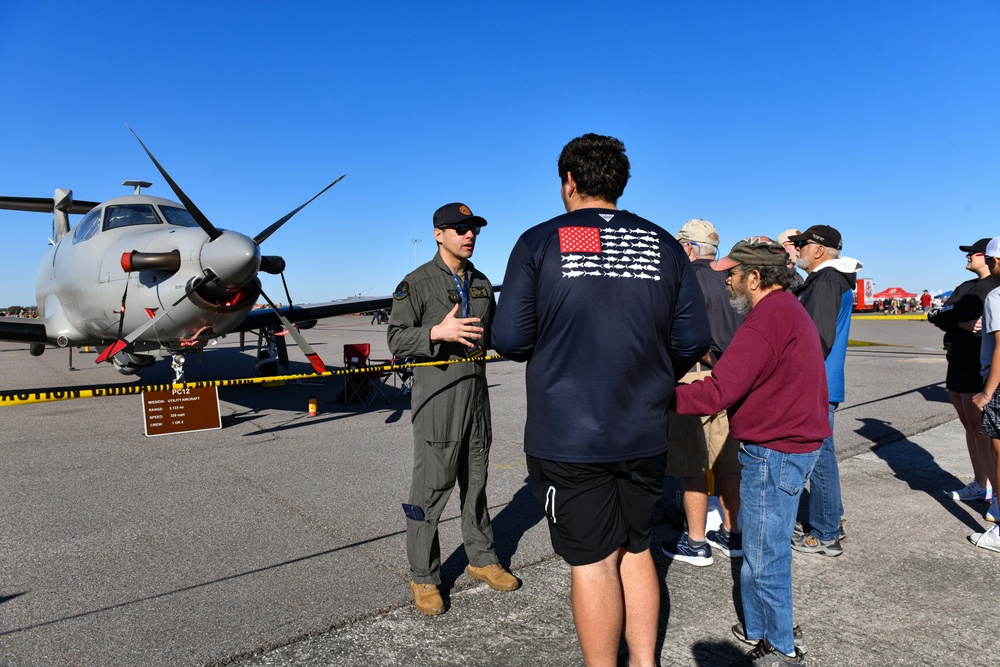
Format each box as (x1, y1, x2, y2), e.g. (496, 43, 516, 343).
(493, 133, 710, 667)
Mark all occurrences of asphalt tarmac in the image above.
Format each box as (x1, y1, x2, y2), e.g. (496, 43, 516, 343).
(0, 316, 996, 666)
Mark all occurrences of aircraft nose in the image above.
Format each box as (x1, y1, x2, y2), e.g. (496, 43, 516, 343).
(199, 231, 262, 288)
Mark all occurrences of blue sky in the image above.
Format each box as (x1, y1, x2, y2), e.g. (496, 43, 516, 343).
(1, 2, 998, 307)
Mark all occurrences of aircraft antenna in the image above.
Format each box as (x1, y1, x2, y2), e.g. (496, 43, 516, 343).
(123, 180, 153, 195)
(412, 238, 421, 268)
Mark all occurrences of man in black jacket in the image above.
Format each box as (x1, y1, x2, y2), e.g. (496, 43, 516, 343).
(788, 225, 863, 556)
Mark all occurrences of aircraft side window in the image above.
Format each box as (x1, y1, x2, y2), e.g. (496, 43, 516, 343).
(104, 204, 161, 231)
(72, 208, 102, 244)
(160, 206, 201, 228)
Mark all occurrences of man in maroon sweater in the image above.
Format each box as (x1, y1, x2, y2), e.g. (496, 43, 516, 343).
(673, 236, 830, 667)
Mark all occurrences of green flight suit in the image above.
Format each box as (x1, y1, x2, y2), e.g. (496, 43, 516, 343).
(387, 252, 498, 584)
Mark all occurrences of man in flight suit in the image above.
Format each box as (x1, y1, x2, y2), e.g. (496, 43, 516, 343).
(388, 202, 519, 616)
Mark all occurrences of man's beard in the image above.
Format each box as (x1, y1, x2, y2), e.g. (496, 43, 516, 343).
(728, 285, 752, 315)
(795, 256, 810, 271)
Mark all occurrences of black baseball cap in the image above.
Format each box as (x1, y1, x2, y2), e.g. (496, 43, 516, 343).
(433, 202, 488, 228)
(959, 238, 990, 254)
(788, 225, 842, 250)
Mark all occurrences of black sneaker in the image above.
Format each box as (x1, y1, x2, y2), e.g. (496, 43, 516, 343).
(706, 528, 743, 558)
(732, 624, 804, 654)
(745, 640, 805, 666)
(660, 532, 713, 566)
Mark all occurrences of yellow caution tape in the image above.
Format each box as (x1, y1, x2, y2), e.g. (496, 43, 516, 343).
(851, 314, 927, 320)
(0, 355, 505, 407)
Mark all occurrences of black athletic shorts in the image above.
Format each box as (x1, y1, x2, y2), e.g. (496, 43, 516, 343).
(947, 360, 985, 394)
(980, 391, 1000, 439)
(525, 453, 666, 566)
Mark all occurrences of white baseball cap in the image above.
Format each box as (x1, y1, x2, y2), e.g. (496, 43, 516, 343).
(986, 236, 1000, 258)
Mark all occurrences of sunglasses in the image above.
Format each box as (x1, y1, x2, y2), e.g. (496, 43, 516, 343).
(967, 252, 985, 258)
(441, 224, 481, 236)
(794, 240, 818, 249)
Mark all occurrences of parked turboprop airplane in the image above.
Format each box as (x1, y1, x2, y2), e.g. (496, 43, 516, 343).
(0, 127, 391, 382)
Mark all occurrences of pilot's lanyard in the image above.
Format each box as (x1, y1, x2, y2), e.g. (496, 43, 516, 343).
(451, 270, 482, 357)
(451, 271, 469, 317)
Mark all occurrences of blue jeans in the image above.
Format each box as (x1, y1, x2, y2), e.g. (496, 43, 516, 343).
(799, 403, 844, 541)
(740, 444, 819, 655)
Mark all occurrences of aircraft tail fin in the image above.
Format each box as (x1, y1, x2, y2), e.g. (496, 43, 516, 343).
(53, 189, 73, 243)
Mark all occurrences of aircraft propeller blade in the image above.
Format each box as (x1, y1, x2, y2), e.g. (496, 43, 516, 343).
(257, 287, 327, 374)
(95, 271, 216, 365)
(126, 125, 223, 241)
(253, 175, 345, 245)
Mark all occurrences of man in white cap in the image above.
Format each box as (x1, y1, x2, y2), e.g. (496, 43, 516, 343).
(777, 228, 804, 289)
(661, 219, 744, 567)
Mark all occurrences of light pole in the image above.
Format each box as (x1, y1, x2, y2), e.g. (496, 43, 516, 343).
(412, 238, 421, 268)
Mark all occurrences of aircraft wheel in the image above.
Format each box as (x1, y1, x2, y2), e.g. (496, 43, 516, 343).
(255, 349, 278, 377)
(112, 358, 142, 375)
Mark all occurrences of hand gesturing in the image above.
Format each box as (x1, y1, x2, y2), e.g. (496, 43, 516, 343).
(431, 304, 483, 348)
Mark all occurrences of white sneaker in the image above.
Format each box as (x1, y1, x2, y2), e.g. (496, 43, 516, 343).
(969, 525, 1000, 553)
(987, 497, 999, 523)
(946, 480, 988, 501)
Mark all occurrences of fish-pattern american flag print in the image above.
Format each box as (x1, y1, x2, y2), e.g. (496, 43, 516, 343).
(558, 217, 661, 280)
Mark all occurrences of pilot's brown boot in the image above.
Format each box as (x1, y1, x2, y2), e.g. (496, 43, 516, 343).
(409, 581, 445, 616)
(467, 563, 520, 591)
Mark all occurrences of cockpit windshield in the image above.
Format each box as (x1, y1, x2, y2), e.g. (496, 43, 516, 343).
(104, 204, 160, 230)
(160, 206, 201, 228)
(72, 208, 102, 244)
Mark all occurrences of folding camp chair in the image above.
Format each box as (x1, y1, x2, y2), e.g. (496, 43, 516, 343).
(390, 356, 414, 396)
(342, 343, 391, 407)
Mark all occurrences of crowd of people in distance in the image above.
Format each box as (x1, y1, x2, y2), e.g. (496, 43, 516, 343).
(868, 290, 939, 315)
(384, 132, 994, 667)
(873, 295, 922, 314)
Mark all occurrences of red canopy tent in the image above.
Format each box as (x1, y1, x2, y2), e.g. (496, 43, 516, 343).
(872, 287, 917, 299)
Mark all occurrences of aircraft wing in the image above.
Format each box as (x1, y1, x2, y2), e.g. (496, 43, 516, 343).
(0, 196, 100, 215)
(235, 296, 394, 332)
(235, 283, 503, 333)
(0, 317, 48, 343)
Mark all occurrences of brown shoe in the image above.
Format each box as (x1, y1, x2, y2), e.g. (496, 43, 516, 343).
(467, 563, 520, 591)
(409, 581, 445, 616)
